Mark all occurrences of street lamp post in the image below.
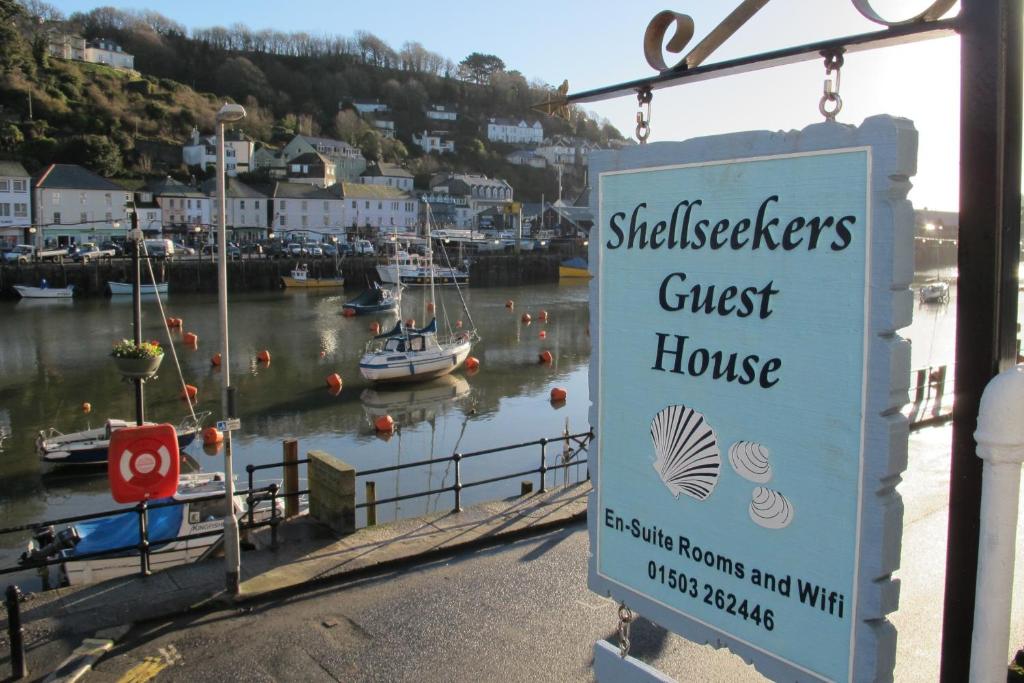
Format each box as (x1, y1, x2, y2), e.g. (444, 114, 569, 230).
(216, 102, 246, 595)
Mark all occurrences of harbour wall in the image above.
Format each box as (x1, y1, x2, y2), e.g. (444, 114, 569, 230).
(0, 254, 561, 298)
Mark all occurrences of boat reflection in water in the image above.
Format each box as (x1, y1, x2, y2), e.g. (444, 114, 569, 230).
(360, 374, 471, 430)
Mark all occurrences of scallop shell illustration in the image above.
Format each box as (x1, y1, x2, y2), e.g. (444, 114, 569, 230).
(650, 404, 720, 501)
(749, 487, 795, 529)
(728, 441, 772, 483)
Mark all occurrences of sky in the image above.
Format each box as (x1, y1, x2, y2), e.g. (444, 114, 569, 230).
(47, 0, 963, 210)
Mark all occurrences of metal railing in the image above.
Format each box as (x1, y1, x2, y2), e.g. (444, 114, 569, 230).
(0, 430, 593, 583)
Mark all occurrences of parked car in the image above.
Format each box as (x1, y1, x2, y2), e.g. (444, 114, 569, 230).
(200, 243, 241, 259)
(2, 244, 35, 264)
(70, 242, 116, 263)
(100, 240, 125, 257)
(354, 239, 375, 256)
(172, 242, 196, 256)
(287, 242, 306, 257)
(308, 244, 323, 257)
(143, 239, 175, 259)
(337, 243, 353, 257)
(241, 243, 263, 256)
(321, 243, 338, 257)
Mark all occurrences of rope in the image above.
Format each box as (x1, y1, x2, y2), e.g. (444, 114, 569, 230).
(140, 241, 196, 422)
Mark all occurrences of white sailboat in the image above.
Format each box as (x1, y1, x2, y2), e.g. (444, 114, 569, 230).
(359, 205, 477, 384)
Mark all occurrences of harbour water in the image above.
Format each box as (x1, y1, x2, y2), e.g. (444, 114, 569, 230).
(0, 282, 592, 577)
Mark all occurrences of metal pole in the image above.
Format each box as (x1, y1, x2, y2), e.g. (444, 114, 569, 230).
(283, 439, 299, 518)
(539, 438, 548, 493)
(131, 210, 144, 426)
(969, 366, 1024, 681)
(453, 452, 463, 513)
(217, 117, 241, 596)
(137, 499, 151, 577)
(942, 0, 1023, 679)
(5, 585, 26, 680)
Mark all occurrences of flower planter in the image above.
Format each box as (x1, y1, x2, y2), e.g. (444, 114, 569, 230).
(112, 353, 164, 378)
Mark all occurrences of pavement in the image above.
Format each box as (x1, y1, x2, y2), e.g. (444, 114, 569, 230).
(0, 481, 589, 682)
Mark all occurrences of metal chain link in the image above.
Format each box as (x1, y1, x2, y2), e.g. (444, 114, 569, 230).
(818, 51, 844, 122)
(635, 88, 653, 143)
(617, 602, 635, 658)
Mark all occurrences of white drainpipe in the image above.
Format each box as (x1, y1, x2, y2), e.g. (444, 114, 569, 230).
(970, 364, 1024, 681)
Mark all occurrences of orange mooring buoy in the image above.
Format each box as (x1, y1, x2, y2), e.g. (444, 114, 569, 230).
(374, 415, 395, 433)
(427, 302, 435, 313)
(183, 332, 198, 346)
(370, 321, 381, 334)
(256, 349, 271, 363)
(456, 320, 463, 329)
(175, 318, 184, 328)
(465, 356, 480, 371)
(202, 426, 223, 445)
(342, 308, 356, 317)
(326, 373, 343, 389)
(538, 310, 549, 321)
(539, 350, 553, 364)
(405, 318, 416, 328)
(539, 330, 547, 339)
(320, 350, 326, 358)
(82, 402, 92, 414)
(550, 387, 567, 402)
(166, 317, 176, 328)
(181, 384, 198, 401)
(211, 353, 221, 366)
(521, 313, 532, 323)
(505, 300, 514, 309)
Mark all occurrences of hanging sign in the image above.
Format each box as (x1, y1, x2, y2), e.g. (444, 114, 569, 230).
(588, 116, 916, 682)
(108, 423, 180, 503)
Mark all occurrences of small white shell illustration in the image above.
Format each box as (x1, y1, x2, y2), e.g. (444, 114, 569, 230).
(650, 404, 720, 501)
(749, 487, 795, 529)
(728, 441, 772, 483)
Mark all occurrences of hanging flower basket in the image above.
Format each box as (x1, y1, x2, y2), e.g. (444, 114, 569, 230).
(111, 339, 164, 378)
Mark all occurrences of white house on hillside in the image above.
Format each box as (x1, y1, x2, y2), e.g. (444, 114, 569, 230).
(0, 161, 31, 247)
(426, 105, 457, 121)
(182, 127, 254, 176)
(199, 177, 268, 243)
(412, 130, 455, 155)
(486, 118, 543, 145)
(271, 182, 346, 239)
(85, 39, 134, 70)
(282, 135, 367, 182)
(341, 183, 417, 233)
(143, 176, 210, 237)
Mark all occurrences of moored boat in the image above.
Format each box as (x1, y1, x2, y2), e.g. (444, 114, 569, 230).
(14, 283, 74, 299)
(342, 282, 399, 314)
(559, 257, 592, 279)
(376, 251, 469, 286)
(36, 413, 208, 466)
(281, 264, 345, 289)
(919, 281, 950, 304)
(108, 281, 168, 296)
(19, 472, 281, 586)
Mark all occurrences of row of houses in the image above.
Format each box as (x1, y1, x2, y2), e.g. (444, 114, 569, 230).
(0, 160, 522, 249)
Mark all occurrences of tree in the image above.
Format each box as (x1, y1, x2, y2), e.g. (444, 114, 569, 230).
(0, 123, 24, 152)
(62, 134, 123, 176)
(457, 53, 505, 85)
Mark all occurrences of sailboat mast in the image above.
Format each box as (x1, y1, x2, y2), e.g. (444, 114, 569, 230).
(426, 202, 437, 315)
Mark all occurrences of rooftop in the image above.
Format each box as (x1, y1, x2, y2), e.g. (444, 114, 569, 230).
(0, 160, 29, 178)
(34, 164, 125, 191)
(361, 162, 413, 179)
(141, 176, 205, 198)
(341, 183, 413, 200)
(272, 181, 344, 199)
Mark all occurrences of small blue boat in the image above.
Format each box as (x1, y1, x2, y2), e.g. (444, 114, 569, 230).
(343, 283, 399, 315)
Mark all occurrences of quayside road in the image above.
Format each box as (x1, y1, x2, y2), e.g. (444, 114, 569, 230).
(82, 423, 1024, 682)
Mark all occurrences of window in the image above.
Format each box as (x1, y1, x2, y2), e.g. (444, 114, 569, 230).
(280, 201, 286, 210)
(0, 203, 9, 217)
(187, 199, 192, 209)
(52, 192, 60, 204)
(12, 180, 26, 192)
(105, 212, 112, 222)
(15, 203, 27, 218)
(240, 200, 246, 209)
(105, 193, 112, 206)
(351, 201, 356, 208)
(378, 202, 382, 210)
(0, 180, 8, 192)
(80, 192, 86, 204)
(365, 201, 370, 209)
(53, 212, 61, 224)
(255, 200, 260, 209)
(280, 215, 287, 226)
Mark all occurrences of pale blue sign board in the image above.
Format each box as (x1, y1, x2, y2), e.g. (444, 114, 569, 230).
(588, 116, 915, 682)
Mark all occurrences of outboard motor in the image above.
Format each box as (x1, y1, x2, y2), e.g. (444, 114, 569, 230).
(19, 526, 80, 566)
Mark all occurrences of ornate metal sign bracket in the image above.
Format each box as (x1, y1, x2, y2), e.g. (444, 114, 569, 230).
(535, 0, 960, 111)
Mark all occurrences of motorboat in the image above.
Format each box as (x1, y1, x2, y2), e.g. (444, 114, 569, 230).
(919, 281, 950, 304)
(281, 264, 345, 289)
(19, 472, 280, 586)
(108, 281, 168, 296)
(14, 283, 74, 299)
(376, 251, 468, 287)
(36, 413, 208, 466)
(343, 282, 399, 314)
(559, 257, 592, 279)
